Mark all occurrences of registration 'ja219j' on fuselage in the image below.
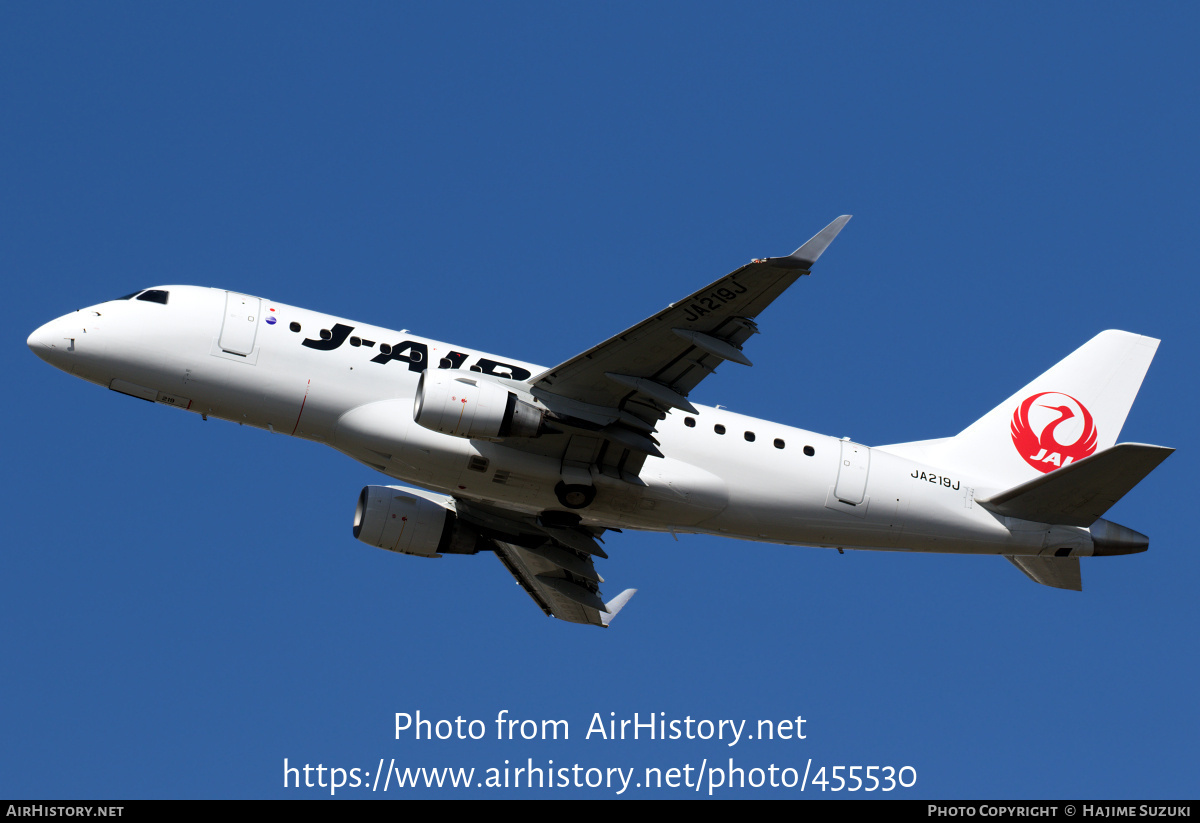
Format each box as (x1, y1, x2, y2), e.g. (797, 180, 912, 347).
(27, 217, 1172, 626)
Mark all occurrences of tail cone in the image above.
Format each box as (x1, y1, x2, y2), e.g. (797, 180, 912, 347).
(1089, 519, 1149, 556)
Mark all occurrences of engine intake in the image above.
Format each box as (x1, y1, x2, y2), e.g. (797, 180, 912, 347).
(353, 486, 482, 557)
(413, 371, 543, 439)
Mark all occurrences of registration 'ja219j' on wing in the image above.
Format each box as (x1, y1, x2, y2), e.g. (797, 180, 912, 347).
(27, 216, 1172, 626)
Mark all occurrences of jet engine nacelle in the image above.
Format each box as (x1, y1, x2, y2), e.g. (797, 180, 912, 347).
(353, 486, 482, 557)
(413, 371, 543, 439)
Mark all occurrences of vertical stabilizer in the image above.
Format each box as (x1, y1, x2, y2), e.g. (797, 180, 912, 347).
(881, 331, 1160, 490)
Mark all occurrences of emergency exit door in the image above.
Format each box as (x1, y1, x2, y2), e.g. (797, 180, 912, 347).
(219, 291, 261, 356)
(834, 439, 870, 505)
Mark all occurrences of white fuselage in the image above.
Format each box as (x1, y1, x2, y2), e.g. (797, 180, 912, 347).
(28, 286, 1068, 559)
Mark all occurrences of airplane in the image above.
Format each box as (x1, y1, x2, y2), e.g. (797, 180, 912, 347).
(26, 216, 1173, 627)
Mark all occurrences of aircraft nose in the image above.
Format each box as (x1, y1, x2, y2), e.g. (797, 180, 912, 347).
(28, 320, 56, 359)
(27, 314, 78, 369)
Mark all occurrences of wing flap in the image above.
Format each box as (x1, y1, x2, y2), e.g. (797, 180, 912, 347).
(490, 539, 608, 626)
(454, 499, 632, 626)
(533, 266, 794, 422)
(522, 543, 603, 581)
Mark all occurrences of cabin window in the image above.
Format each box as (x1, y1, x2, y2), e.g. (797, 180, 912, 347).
(380, 343, 392, 355)
(684, 417, 696, 428)
(350, 336, 361, 346)
(289, 322, 301, 332)
(774, 438, 785, 449)
(744, 431, 755, 442)
(803, 445, 815, 456)
(714, 424, 726, 435)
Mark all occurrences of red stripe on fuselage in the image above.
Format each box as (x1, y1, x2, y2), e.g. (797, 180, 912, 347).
(291, 379, 312, 436)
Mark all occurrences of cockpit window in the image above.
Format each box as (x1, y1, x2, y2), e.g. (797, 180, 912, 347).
(116, 291, 142, 300)
(136, 290, 169, 305)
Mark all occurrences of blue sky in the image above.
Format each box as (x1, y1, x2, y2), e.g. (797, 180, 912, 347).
(3, 3, 1196, 799)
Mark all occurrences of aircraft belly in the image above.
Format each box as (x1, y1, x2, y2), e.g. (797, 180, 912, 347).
(98, 329, 246, 421)
(631, 459, 728, 526)
(186, 353, 337, 439)
(331, 394, 1095, 557)
(691, 438, 1037, 555)
(336, 399, 466, 483)
(849, 449, 1011, 554)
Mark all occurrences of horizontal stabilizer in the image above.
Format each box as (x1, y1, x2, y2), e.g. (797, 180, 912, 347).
(976, 443, 1173, 527)
(1006, 556, 1082, 591)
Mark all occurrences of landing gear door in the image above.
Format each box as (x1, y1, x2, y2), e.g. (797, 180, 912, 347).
(835, 440, 870, 505)
(219, 291, 261, 356)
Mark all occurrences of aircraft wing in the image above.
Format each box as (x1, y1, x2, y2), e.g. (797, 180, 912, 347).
(389, 218, 849, 625)
(458, 217, 851, 490)
(452, 498, 636, 627)
(491, 539, 636, 627)
(531, 216, 851, 436)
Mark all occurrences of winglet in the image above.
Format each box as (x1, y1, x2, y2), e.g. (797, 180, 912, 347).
(786, 215, 852, 268)
(599, 588, 637, 627)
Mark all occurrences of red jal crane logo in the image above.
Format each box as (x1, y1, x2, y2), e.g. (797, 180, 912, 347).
(1010, 391, 1098, 473)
